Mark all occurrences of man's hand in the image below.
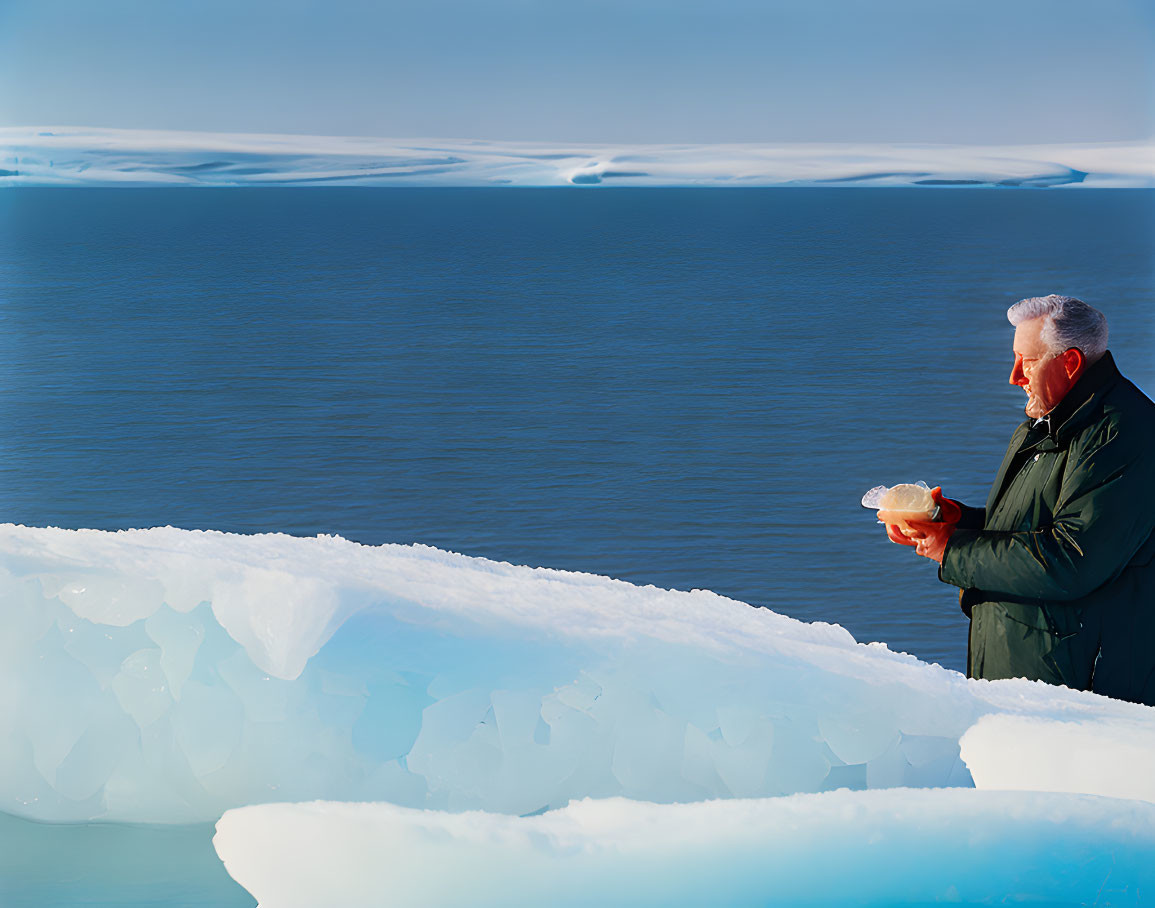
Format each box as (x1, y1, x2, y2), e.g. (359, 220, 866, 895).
(909, 521, 954, 563)
(884, 522, 919, 546)
(883, 487, 961, 563)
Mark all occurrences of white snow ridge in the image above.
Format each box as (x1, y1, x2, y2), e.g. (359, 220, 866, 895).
(213, 793, 1155, 908)
(3, 126, 1154, 187)
(1, 524, 1153, 905)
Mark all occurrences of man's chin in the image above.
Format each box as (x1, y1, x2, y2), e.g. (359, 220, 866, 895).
(1024, 393, 1048, 419)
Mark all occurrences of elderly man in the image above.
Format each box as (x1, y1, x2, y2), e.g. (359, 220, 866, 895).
(888, 295, 1155, 706)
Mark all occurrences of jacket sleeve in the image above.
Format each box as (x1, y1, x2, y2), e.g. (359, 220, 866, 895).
(940, 422, 1155, 602)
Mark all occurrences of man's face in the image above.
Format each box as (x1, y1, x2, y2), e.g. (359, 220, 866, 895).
(1010, 317, 1075, 418)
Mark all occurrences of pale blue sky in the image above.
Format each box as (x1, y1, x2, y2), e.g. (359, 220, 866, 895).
(1, 0, 1152, 143)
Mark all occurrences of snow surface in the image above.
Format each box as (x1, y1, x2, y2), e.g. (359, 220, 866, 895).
(213, 792, 1155, 907)
(3, 127, 1154, 187)
(1, 524, 1152, 826)
(961, 714, 1155, 804)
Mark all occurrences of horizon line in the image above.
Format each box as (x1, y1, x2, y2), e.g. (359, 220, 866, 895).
(3, 126, 1154, 189)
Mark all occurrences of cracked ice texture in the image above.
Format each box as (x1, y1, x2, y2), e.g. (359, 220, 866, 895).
(2, 127, 1154, 187)
(0, 524, 1150, 824)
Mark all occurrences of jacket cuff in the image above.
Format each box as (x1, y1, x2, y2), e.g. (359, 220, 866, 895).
(939, 529, 977, 588)
(955, 502, 986, 532)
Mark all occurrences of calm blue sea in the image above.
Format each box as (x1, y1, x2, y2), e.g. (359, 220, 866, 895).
(2, 188, 1154, 677)
(1, 187, 1154, 905)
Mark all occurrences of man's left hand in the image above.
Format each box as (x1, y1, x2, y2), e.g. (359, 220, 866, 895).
(904, 487, 959, 564)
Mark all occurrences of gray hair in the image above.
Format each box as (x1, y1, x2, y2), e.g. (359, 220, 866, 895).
(1007, 295, 1108, 363)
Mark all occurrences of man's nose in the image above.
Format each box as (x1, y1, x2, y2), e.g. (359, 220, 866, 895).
(1010, 357, 1027, 386)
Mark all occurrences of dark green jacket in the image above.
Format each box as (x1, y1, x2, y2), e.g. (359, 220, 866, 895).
(939, 351, 1155, 705)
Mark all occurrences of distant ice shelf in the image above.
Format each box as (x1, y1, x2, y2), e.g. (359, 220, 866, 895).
(2, 127, 1153, 187)
(1, 524, 1152, 826)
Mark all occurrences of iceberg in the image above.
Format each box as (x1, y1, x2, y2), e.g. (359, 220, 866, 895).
(2, 126, 1154, 187)
(1, 523, 1151, 829)
(212, 792, 1155, 908)
(4, 522, 1155, 905)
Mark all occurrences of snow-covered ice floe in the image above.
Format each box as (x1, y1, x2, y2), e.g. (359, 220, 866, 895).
(3, 126, 1155, 187)
(213, 792, 1155, 907)
(1, 523, 1152, 829)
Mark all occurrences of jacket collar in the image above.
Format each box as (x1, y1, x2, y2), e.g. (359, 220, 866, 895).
(1042, 349, 1121, 443)
(987, 352, 1121, 511)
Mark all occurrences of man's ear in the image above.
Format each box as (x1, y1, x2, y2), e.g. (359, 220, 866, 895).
(1063, 347, 1086, 380)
